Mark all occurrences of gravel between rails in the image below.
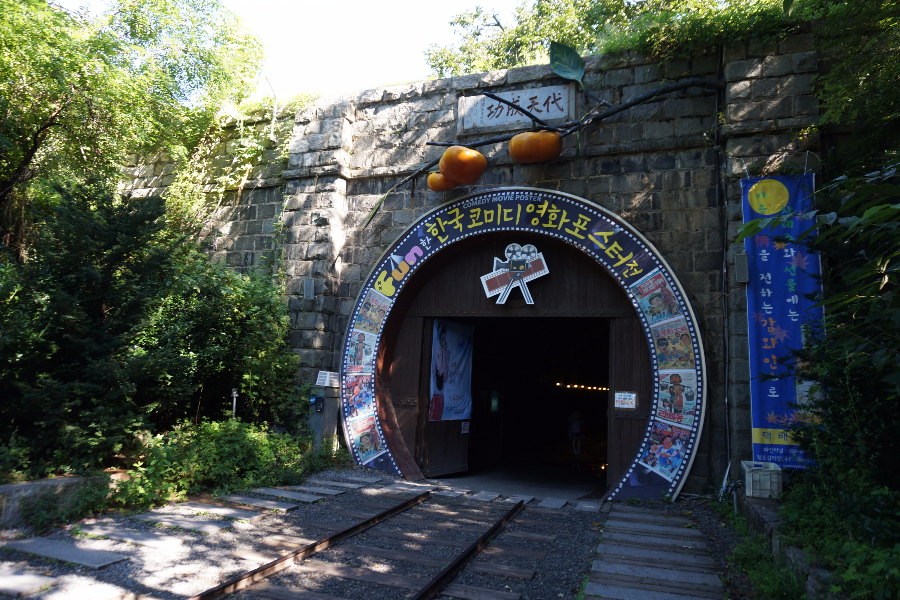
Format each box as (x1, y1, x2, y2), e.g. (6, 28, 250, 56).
(0, 467, 607, 600)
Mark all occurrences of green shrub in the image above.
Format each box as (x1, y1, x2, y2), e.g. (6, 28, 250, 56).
(22, 476, 112, 533)
(0, 180, 301, 479)
(112, 420, 349, 506)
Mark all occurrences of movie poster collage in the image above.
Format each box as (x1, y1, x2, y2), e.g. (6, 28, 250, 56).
(630, 269, 696, 481)
(344, 288, 391, 464)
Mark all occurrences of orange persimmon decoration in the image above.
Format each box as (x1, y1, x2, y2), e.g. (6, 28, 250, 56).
(439, 145, 487, 185)
(508, 130, 563, 164)
(426, 172, 459, 192)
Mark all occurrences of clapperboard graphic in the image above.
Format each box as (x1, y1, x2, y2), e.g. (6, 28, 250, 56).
(480, 243, 549, 304)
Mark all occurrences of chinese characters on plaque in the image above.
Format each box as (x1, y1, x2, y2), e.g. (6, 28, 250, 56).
(459, 85, 573, 133)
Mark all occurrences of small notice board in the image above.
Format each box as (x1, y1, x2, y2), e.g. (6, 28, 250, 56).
(615, 391, 638, 409)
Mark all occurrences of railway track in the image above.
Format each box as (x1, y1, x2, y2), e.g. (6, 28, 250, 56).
(189, 489, 565, 600)
(0, 473, 596, 599)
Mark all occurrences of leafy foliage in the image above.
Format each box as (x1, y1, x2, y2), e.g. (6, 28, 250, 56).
(0, 181, 300, 479)
(425, 0, 604, 78)
(112, 420, 349, 506)
(0, 0, 262, 243)
(800, 0, 900, 169)
(22, 476, 112, 534)
(737, 164, 900, 597)
(132, 245, 301, 429)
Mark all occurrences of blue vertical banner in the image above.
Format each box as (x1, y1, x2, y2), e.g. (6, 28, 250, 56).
(741, 174, 822, 469)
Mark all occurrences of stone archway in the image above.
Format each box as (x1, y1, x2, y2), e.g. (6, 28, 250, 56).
(339, 187, 707, 501)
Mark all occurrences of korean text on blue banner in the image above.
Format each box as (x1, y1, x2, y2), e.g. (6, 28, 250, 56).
(741, 174, 822, 468)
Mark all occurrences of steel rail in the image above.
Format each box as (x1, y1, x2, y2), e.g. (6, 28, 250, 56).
(187, 490, 431, 600)
(409, 499, 526, 600)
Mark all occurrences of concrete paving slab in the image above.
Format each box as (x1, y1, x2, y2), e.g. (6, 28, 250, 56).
(343, 475, 383, 484)
(177, 501, 263, 521)
(609, 510, 692, 526)
(585, 581, 705, 600)
(537, 497, 568, 509)
(6, 538, 128, 569)
(503, 495, 534, 505)
(432, 488, 469, 497)
(219, 495, 298, 513)
(252, 488, 322, 503)
(468, 491, 500, 502)
(576, 501, 603, 512)
(380, 484, 435, 494)
(79, 525, 184, 548)
(0, 565, 58, 597)
(592, 560, 723, 587)
(602, 531, 707, 550)
(596, 542, 715, 567)
(308, 480, 364, 489)
(131, 513, 231, 534)
(604, 520, 703, 537)
(286, 485, 345, 496)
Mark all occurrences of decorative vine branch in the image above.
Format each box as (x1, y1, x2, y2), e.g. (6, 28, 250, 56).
(362, 41, 725, 229)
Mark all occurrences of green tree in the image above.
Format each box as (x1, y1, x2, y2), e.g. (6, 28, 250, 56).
(425, 0, 620, 78)
(0, 0, 262, 243)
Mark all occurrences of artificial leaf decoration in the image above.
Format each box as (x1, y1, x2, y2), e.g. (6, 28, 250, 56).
(549, 41, 585, 89)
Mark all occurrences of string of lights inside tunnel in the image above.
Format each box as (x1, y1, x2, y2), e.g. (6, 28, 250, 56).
(556, 383, 609, 390)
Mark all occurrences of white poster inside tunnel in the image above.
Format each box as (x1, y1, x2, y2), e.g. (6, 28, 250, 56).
(428, 319, 474, 421)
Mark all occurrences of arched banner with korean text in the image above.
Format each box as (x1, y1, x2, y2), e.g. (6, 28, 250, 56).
(340, 187, 708, 500)
(741, 174, 822, 468)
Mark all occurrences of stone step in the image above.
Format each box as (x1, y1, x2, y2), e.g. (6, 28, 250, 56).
(585, 580, 719, 600)
(608, 512, 693, 526)
(0, 565, 58, 597)
(177, 501, 264, 521)
(252, 488, 323, 503)
(307, 480, 363, 489)
(537, 497, 568, 509)
(602, 530, 707, 550)
(503, 495, 534, 505)
(604, 520, 703, 537)
(79, 525, 184, 548)
(342, 475, 383, 484)
(592, 560, 723, 587)
(590, 569, 725, 599)
(219, 494, 298, 513)
(5, 538, 128, 569)
(576, 501, 603, 512)
(131, 512, 231, 534)
(286, 485, 345, 496)
(468, 491, 500, 502)
(432, 488, 470, 497)
(596, 542, 715, 568)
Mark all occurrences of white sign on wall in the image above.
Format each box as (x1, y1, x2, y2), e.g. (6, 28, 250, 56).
(615, 391, 638, 409)
(457, 84, 575, 135)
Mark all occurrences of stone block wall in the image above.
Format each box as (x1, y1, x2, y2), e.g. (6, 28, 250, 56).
(120, 31, 821, 493)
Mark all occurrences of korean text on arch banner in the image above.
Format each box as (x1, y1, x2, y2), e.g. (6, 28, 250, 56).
(741, 174, 822, 469)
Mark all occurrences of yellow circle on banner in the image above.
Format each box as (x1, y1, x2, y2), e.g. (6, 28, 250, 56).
(748, 179, 790, 215)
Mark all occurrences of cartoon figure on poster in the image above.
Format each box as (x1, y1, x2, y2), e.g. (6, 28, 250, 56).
(346, 330, 376, 375)
(651, 317, 695, 369)
(630, 269, 682, 325)
(345, 375, 374, 420)
(354, 290, 391, 335)
(657, 370, 697, 426)
(428, 319, 474, 421)
(349, 416, 385, 463)
(639, 422, 690, 480)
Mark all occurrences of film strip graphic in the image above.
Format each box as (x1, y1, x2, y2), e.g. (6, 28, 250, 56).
(340, 188, 706, 500)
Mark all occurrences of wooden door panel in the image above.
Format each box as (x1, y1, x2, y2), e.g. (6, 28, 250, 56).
(608, 317, 653, 487)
